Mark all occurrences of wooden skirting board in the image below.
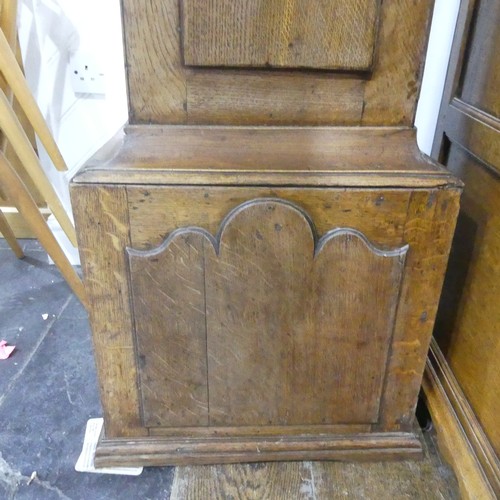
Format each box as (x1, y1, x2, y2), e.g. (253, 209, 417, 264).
(422, 338, 500, 499)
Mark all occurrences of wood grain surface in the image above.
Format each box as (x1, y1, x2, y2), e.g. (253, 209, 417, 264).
(126, 187, 410, 251)
(168, 431, 458, 499)
(122, 188, 460, 435)
(361, 0, 434, 125)
(458, 0, 500, 121)
(185, 72, 365, 125)
(94, 430, 422, 467)
(181, 0, 379, 71)
(74, 126, 458, 189)
(125, 199, 407, 428)
(423, 339, 500, 499)
(378, 188, 461, 430)
(121, 0, 433, 125)
(70, 185, 146, 438)
(435, 145, 500, 453)
(73, 127, 461, 464)
(127, 230, 210, 427)
(430, 4, 500, 492)
(205, 199, 407, 426)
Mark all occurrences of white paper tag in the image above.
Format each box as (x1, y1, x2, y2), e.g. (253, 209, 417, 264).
(75, 418, 143, 476)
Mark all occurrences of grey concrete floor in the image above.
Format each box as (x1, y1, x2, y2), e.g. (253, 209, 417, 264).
(0, 239, 459, 500)
(0, 240, 173, 499)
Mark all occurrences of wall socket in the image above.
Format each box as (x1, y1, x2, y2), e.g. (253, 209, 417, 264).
(69, 52, 106, 95)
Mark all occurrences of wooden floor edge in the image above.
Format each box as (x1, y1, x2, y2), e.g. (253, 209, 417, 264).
(422, 339, 500, 500)
(94, 432, 423, 468)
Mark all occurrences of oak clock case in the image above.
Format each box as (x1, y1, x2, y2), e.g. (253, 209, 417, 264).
(70, 0, 462, 467)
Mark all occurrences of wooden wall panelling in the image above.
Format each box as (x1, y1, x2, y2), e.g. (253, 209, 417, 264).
(181, 0, 379, 71)
(443, 99, 500, 170)
(70, 185, 146, 438)
(431, 0, 476, 161)
(121, 0, 434, 126)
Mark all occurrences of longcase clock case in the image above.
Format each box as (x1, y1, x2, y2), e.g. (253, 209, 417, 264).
(71, 0, 462, 466)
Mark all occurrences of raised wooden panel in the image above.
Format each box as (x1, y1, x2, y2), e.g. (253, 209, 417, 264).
(206, 199, 407, 426)
(458, 0, 500, 120)
(127, 231, 210, 427)
(181, 0, 379, 71)
(121, 0, 434, 125)
(126, 198, 408, 428)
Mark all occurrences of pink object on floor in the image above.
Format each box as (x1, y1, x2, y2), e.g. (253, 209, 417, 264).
(0, 340, 15, 359)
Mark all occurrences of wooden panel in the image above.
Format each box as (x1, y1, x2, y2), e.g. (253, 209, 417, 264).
(458, 0, 500, 120)
(444, 99, 500, 173)
(361, 0, 434, 126)
(181, 0, 379, 71)
(127, 231, 210, 427)
(121, 0, 433, 125)
(121, 0, 186, 123)
(125, 197, 408, 428)
(435, 144, 500, 454)
(70, 185, 146, 438)
(379, 188, 461, 430)
(127, 187, 411, 250)
(206, 199, 406, 426)
(186, 72, 364, 125)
